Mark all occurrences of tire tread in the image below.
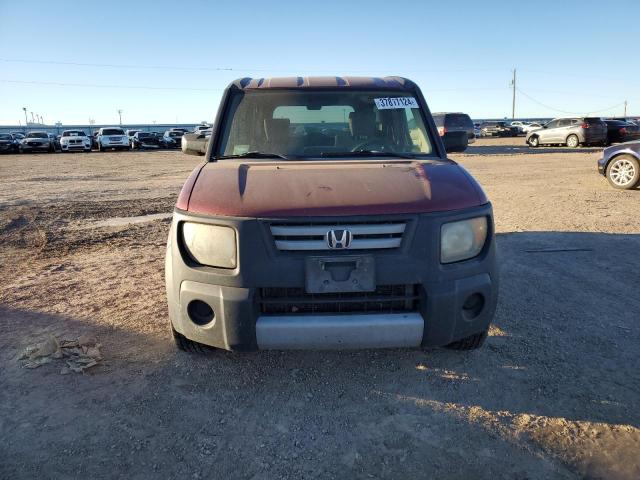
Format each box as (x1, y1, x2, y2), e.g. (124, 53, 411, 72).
(171, 327, 211, 354)
(446, 330, 488, 350)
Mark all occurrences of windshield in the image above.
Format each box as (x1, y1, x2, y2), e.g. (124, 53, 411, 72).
(27, 132, 48, 138)
(168, 131, 183, 137)
(102, 128, 124, 135)
(62, 131, 86, 137)
(217, 90, 435, 158)
(137, 133, 151, 138)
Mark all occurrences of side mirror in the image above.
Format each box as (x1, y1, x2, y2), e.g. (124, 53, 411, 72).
(443, 131, 468, 153)
(181, 132, 209, 156)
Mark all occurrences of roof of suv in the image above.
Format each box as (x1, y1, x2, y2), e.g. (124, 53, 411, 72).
(230, 76, 416, 91)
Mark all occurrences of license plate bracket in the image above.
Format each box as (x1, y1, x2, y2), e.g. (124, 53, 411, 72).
(305, 256, 375, 294)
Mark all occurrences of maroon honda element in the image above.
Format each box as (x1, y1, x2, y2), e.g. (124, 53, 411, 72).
(166, 76, 498, 353)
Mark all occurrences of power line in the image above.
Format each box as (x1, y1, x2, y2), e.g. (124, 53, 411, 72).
(0, 58, 508, 74)
(518, 68, 628, 82)
(0, 78, 507, 93)
(0, 79, 225, 92)
(516, 88, 626, 115)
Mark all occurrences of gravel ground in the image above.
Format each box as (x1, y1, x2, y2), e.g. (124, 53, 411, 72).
(1, 139, 639, 479)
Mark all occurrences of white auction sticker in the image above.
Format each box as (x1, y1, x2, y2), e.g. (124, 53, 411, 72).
(374, 97, 419, 109)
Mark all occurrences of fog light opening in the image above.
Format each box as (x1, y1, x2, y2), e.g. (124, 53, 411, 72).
(462, 293, 484, 320)
(187, 300, 214, 325)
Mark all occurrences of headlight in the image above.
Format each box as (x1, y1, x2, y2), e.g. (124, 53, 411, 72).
(440, 217, 488, 264)
(182, 222, 237, 268)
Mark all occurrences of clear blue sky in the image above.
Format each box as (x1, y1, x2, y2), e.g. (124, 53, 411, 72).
(1, 0, 638, 125)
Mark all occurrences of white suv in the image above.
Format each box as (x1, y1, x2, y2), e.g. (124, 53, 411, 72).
(59, 130, 92, 152)
(97, 127, 128, 151)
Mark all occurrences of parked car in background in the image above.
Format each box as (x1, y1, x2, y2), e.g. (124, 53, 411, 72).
(19, 132, 58, 153)
(161, 130, 184, 148)
(526, 117, 607, 148)
(193, 124, 211, 133)
(97, 127, 129, 151)
(10, 132, 25, 140)
(48, 133, 61, 151)
(170, 128, 190, 134)
(126, 129, 140, 141)
(597, 140, 640, 189)
(510, 121, 528, 134)
(432, 112, 474, 152)
(521, 122, 543, 134)
(59, 130, 92, 152)
(131, 132, 162, 150)
(609, 117, 639, 126)
(0, 133, 20, 153)
(180, 129, 212, 156)
(604, 120, 640, 145)
(479, 122, 518, 137)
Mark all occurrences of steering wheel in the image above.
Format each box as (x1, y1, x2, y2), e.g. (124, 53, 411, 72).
(351, 139, 396, 152)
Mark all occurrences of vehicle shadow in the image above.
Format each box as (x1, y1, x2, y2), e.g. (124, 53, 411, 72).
(1, 231, 639, 479)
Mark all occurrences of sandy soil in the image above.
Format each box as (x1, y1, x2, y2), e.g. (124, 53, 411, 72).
(1, 139, 639, 479)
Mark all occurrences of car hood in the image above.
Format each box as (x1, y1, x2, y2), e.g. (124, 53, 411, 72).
(184, 160, 487, 217)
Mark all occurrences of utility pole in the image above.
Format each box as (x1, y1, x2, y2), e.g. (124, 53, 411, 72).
(22, 107, 28, 129)
(510, 69, 517, 119)
(624, 100, 627, 117)
(117, 109, 123, 125)
(31, 111, 35, 123)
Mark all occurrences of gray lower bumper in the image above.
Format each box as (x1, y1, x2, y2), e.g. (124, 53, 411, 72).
(255, 313, 424, 350)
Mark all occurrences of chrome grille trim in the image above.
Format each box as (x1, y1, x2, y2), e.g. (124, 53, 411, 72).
(270, 222, 406, 251)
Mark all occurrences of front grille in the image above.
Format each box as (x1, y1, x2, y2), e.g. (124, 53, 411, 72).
(270, 221, 406, 251)
(260, 284, 419, 315)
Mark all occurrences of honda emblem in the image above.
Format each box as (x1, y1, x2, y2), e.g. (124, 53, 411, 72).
(326, 229, 353, 249)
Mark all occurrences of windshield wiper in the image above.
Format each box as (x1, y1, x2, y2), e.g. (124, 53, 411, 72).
(215, 151, 290, 160)
(320, 150, 416, 159)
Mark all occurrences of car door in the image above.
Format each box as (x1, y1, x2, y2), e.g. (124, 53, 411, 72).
(539, 120, 558, 143)
(554, 119, 572, 143)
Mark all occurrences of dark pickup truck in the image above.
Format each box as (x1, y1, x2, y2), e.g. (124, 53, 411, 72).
(166, 76, 498, 353)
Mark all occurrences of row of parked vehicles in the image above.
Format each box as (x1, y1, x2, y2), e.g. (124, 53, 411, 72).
(430, 112, 640, 153)
(0, 125, 212, 153)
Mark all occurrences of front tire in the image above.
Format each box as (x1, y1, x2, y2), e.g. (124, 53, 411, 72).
(446, 330, 487, 350)
(566, 134, 579, 148)
(606, 155, 640, 190)
(171, 326, 211, 354)
(527, 135, 539, 147)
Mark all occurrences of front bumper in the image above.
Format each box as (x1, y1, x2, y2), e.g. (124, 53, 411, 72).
(21, 143, 50, 151)
(0, 144, 17, 152)
(61, 143, 91, 151)
(165, 205, 499, 351)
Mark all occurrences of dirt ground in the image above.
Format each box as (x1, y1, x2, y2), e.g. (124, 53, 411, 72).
(1, 138, 639, 479)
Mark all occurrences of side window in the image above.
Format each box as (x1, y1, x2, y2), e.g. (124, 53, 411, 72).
(557, 119, 570, 127)
(546, 120, 559, 129)
(405, 109, 430, 153)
